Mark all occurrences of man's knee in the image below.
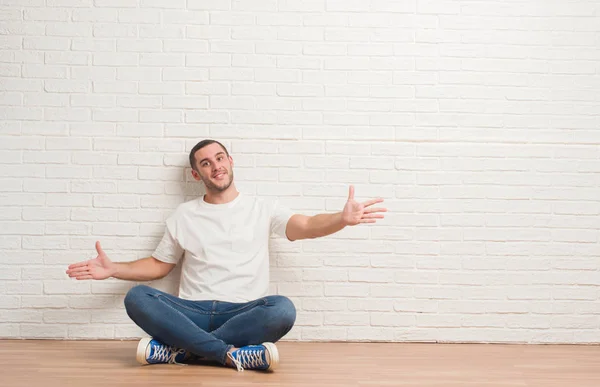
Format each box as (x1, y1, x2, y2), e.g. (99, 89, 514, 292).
(124, 284, 153, 312)
(269, 295, 297, 330)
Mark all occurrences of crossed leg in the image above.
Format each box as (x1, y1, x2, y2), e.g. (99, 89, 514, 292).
(124, 285, 296, 366)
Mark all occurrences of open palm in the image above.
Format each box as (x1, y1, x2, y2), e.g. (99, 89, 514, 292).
(342, 185, 387, 226)
(66, 241, 115, 280)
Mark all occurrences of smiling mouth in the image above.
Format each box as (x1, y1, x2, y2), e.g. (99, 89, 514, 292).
(213, 171, 227, 179)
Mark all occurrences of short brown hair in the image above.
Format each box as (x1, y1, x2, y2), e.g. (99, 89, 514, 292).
(188, 139, 230, 171)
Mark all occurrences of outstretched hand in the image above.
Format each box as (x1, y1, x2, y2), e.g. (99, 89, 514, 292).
(66, 241, 115, 280)
(341, 185, 387, 226)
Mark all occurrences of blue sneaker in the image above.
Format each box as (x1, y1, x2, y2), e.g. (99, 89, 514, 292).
(227, 342, 279, 372)
(136, 337, 189, 365)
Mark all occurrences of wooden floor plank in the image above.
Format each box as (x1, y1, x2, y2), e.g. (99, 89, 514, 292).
(1, 340, 598, 387)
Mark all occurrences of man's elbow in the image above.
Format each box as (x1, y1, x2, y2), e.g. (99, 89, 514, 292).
(151, 258, 175, 280)
(286, 216, 313, 241)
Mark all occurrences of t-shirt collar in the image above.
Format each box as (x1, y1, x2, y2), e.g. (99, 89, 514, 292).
(198, 192, 242, 209)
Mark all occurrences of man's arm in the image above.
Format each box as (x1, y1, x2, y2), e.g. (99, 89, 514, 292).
(112, 257, 175, 281)
(66, 241, 175, 281)
(286, 185, 387, 241)
(286, 212, 345, 241)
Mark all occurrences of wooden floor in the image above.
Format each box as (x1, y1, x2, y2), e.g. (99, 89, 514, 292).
(1, 340, 599, 387)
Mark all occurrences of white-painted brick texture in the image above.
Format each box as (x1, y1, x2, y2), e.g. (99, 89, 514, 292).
(0, 1, 599, 344)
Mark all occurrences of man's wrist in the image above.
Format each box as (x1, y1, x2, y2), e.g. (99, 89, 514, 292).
(109, 262, 120, 279)
(338, 212, 350, 227)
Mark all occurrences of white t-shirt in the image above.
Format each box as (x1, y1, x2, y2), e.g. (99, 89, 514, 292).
(152, 193, 294, 303)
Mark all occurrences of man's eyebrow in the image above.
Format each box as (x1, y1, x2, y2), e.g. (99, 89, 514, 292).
(198, 152, 225, 165)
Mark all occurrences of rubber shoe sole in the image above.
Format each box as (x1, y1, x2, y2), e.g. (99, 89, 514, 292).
(262, 342, 279, 371)
(136, 337, 153, 365)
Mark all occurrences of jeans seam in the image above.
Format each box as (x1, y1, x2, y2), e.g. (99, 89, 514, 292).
(211, 299, 264, 315)
(155, 294, 211, 315)
(209, 301, 217, 331)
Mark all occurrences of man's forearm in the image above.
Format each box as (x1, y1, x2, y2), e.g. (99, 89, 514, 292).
(304, 212, 348, 239)
(112, 257, 171, 281)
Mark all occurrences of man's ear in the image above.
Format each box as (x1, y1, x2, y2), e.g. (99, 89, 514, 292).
(229, 155, 234, 168)
(191, 169, 201, 181)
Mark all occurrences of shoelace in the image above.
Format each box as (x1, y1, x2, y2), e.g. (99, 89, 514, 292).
(227, 348, 266, 372)
(150, 344, 187, 365)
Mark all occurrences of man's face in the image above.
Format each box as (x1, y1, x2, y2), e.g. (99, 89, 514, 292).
(192, 143, 234, 193)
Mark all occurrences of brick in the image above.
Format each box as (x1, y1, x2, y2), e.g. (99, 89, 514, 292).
(43, 310, 90, 324)
(349, 269, 395, 283)
(69, 324, 115, 339)
(162, 9, 207, 24)
(93, 52, 137, 65)
(0, 179, 23, 192)
(72, 153, 117, 167)
(0, 193, 44, 206)
(23, 9, 68, 21)
(47, 193, 92, 207)
(162, 68, 208, 81)
(114, 324, 146, 339)
(2, 306, 42, 322)
(210, 96, 255, 110)
(301, 327, 347, 341)
(0, 79, 43, 92)
(22, 296, 68, 308)
(92, 223, 138, 236)
(93, 166, 137, 180)
(0, 296, 19, 308)
(324, 312, 369, 326)
(90, 281, 135, 296)
(94, 138, 140, 151)
(324, 283, 370, 297)
(44, 222, 89, 235)
(371, 313, 416, 327)
(71, 38, 115, 52)
(118, 97, 161, 109)
(21, 324, 67, 338)
(348, 299, 394, 312)
(0, 206, 20, 220)
(22, 208, 69, 221)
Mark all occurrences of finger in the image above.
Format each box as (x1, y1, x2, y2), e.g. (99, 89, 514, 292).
(70, 269, 90, 277)
(95, 240, 105, 256)
(67, 268, 89, 276)
(364, 207, 387, 214)
(67, 260, 89, 270)
(348, 185, 355, 200)
(68, 271, 90, 279)
(359, 219, 377, 224)
(362, 198, 384, 207)
(361, 213, 385, 219)
(75, 275, 94, 280)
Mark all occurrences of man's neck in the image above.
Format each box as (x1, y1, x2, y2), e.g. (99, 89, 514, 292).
(203, 186, 239, 205)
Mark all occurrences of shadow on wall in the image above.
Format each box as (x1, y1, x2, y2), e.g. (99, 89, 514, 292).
(182, 167, 205, 202)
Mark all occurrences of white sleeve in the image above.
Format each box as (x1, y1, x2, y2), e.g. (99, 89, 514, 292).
(269, 199, 295, 239)
(152, 219, 184, 264)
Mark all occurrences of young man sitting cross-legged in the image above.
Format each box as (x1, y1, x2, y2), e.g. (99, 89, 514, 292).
(66, 139, 386, 372)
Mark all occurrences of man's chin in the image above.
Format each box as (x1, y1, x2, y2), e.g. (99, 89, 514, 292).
(207, 180, 232, 192)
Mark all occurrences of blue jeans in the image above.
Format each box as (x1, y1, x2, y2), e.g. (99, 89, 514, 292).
(124, 285, 296, 365)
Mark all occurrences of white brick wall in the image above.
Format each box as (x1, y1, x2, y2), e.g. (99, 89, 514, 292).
(1, 0, 599, 344)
